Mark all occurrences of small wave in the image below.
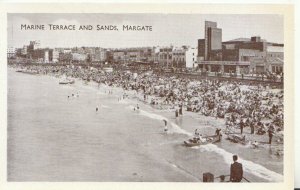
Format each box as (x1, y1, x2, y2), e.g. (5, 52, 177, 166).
(157, 140, 184, 146)
(166, 160, 200, 181)
(118, 99, 130, 104)
(127, 105, 192, 136)
(197, 144, 283, 182)
(169, 123, 193, 136)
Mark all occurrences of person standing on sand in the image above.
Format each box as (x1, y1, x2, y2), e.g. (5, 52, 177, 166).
(240, 120, 244, 134)
(179, 104, 183, 115)
(230, 155, 243, 182)
(250, 122, 255, 134)
(268, 125, 274, 144)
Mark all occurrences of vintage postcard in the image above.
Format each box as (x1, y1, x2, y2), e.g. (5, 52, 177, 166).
(0, 3, 294, 190)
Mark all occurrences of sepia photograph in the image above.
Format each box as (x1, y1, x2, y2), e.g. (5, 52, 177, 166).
(7, 13, 285, 183)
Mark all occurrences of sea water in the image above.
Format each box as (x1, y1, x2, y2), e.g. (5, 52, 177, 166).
(7, 68, 283, 182)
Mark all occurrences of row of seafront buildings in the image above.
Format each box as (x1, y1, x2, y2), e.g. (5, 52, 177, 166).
(7, 41, 198, 68)
(7, 21, 283, 75)
(7, 41, 108, 64)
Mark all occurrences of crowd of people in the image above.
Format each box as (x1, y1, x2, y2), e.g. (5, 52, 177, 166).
(11, 63, 284, 145)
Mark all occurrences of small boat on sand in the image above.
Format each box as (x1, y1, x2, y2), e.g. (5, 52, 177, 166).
(227, 134, 247, 145)
(184, 134, 222, 147)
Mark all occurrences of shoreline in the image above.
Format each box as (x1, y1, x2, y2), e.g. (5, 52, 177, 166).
(8, 65, 283, 181)
(10, 66, 284, 150)
(8, 67, 284, 181)
(58, 68, 284, 154)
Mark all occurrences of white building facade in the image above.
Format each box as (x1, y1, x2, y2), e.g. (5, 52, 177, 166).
(185, 47, 198, 68)
(7, 47, 16, 58)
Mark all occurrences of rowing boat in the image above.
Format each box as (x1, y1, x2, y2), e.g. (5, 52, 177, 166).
(184, 134, 222, 147)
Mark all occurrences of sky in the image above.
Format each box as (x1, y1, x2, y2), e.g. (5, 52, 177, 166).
(7, 13, 284, 49)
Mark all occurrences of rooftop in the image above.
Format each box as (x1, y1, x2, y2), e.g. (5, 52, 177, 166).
(267, 46, 284, 53)
(225, 38, 251, 42)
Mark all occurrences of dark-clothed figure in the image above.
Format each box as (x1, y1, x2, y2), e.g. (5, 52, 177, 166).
(220, 175, 225, 182)
(215, 128, 222, 141)
(179, 105, 183, 115)
(250, 122, 255, 134)
(230, 155, 243, 182)
(215, 128, 221, 136)
(268, 126, 274, 144)
(163, 119, 168, 132)
(240, 121, 244, 134)
(195, 129, 200, 136)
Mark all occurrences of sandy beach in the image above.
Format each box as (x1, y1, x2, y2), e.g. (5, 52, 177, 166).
(7, 66, 284, 182)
